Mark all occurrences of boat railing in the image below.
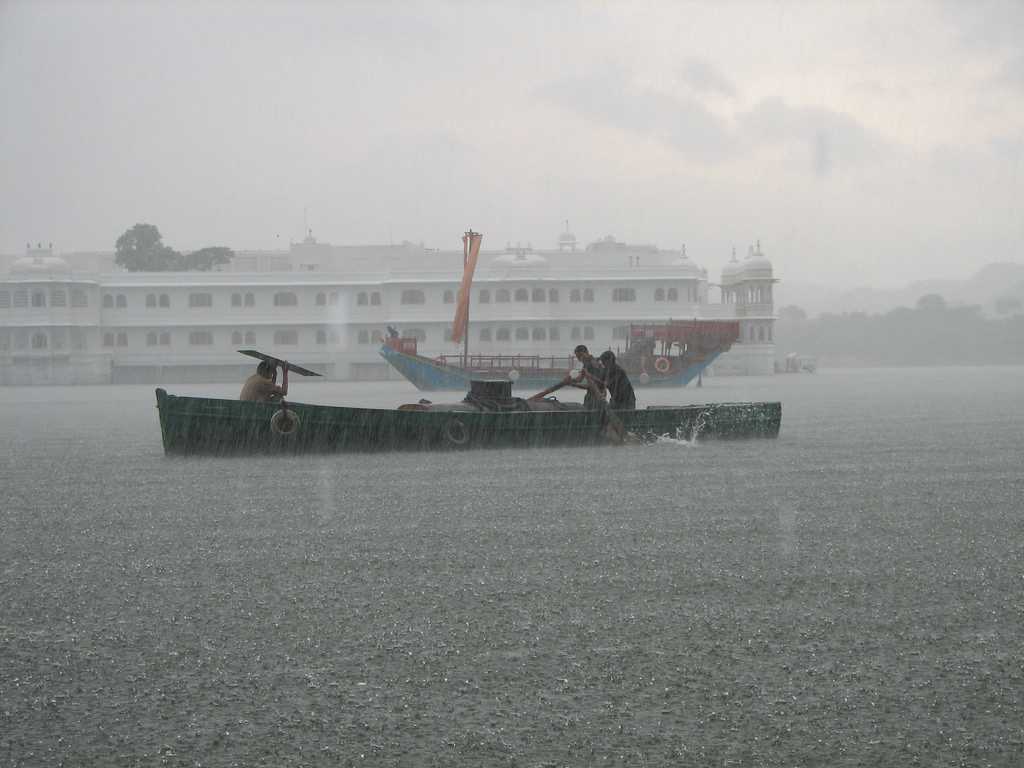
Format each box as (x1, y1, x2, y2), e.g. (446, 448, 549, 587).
(435, 354, 577, 372)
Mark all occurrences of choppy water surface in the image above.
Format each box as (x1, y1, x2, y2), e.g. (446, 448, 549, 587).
(3, 368, 1023, 766)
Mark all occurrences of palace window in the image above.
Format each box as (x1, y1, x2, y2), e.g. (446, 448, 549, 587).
(159, 332, 171, 346)
(316, 329, 327, 345)
(515, 327, 529, 340)
(370, 292, 381, 306)
(583, 326, 594, 340)
(478, 289, 490, 304)
(147, 293, 158, 308)
(400, 289, 425, 305)
(14, 290, 28, 308)
(31, 332, 48, 349)
(31, 291, 46, 308)
(159, 294, 170, 308)
(116, 332, 128, 347)
(612, 287, 636, 302)
(243, 293, 254, 307)
(103, 332, 115, 347)
(514, 288, 529, 302)
(70, 328, 85, 350)
(103, 294, 114, 308)
(758, 326, 765, 342)
(231, 293, 242, 307)
(667, 287, 678, 302)
(496, 327, 511, 342)
(532, 288, 546, 302)
(244, 331, 255, 345)
(357, 292, 368, 306)
(316, 292, 327, 306)
(358, 330, 370, 344)
(444, 290, 455, 304)
(549, 327, 560, 341)
(570, 289, 581, 303)
(404, 328, 426, 342)
(0, 291, 9, 308)
(612, 325, 629, 340)
(116, 294, 127, 308)
(532, 327, 546, 341)
(71, 289, 88, 308)
(273, 292, 298, 307)
(496, 289, 510, 303)
(231, 331, 243, 345)
(654, 288, 665, 301)
(51, 289, 66, 307)
(549, 288, 559, 303)
(189, 330, 213, 346)
(479, 328, 492, 342)
(189, 292, 213, 308)
(147, 332, 159, 347)
(274, 329, 298, 345)
(583, 289, 594, 303)
(571, 326, 581, 340)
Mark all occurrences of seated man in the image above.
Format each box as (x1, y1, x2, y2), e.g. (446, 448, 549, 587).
(240, 360, 289, 402)
(599, 350, 636, 410)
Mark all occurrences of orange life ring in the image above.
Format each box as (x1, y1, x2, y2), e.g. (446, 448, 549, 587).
(654, 356, 671, 374)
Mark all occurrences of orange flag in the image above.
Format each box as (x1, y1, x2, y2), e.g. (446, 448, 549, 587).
(451, 231, 482, 344)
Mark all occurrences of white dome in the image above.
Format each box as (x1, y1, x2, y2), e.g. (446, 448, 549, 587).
(721, 249, 743, 284)
(671, 245, 703, 277)
(11, 255, 71, 274)
(743, 241, 773, 279)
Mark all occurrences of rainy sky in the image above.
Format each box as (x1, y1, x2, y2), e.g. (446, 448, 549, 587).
(1, 0, 1022, 285)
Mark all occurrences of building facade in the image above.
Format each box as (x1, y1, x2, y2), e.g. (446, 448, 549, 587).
(0, 234, 777, 385)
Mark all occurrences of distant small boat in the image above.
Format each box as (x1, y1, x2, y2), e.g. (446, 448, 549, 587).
(154, 380, 781, 455)
(379, 320, 741, 391)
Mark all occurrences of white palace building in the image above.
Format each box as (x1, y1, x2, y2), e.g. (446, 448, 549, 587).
(0, 231, 777, 385)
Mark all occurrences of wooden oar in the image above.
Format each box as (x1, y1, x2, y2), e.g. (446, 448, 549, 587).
(528, 376, 573, 401)
(238, 349, 323, 377)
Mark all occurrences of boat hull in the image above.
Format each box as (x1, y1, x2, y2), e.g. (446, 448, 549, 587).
(378, 344, 721, 391)
(155, 389, 780, 456)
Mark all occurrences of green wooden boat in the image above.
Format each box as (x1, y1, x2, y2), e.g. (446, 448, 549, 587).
(155, 383, 781, 456)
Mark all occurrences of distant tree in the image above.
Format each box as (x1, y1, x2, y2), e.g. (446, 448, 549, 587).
(184, 246, 234, 271)
(777, 305, 808, 322)
(115, 224, 183, 271)
(916, 293, 947, 311)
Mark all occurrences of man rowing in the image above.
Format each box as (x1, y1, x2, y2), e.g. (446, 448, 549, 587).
(240, 359, 289, 402)
(598, 350, 636, 410)
(572, 344, 607, 409)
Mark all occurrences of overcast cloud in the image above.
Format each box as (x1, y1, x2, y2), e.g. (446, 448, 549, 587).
(1, 0, 1022, 285)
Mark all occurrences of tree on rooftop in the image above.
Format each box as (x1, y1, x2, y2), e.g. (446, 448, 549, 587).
(184, 246, 234, 271)
(114, 223, 182, 271)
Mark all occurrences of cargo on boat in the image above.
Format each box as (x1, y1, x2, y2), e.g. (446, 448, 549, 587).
(154, 381, 781, 456)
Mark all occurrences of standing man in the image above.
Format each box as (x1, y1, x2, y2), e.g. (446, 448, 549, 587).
(599, 350, 636, 410)
(240, 359, 289, 402)
(572, 344, 606, 410)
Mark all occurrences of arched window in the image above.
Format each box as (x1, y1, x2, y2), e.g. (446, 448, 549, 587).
(478, 289, 491, 304)
(548, 288, 559, 303)
(583, 326, 594, 340)
(479, 328, 492, 341)
(244, 331, 255, 345)
(515, 327, 529, 340)
(147, 331, 159, 347)
(514, 288, 529, 302)
(147, 293, 157, 308)
(159, 294, 170, 308)
(231, 293, 242, 307)
(274, 329, 298, 345)
(116, 294, 127, 308)
(51, 289, 66, 307)
(231, 331, 243, 345)
(243, 293, 254, 307)
(316, 292, 327, 306)
(612, 287, 636, 302)
(549, 327, 560, 341)
(370, 292, 381, 306)
(571, 326, 581, 340)
(31, 332, 48, 349)
(443, 290, 455, 304)
(273, 292, 298, 307)
(357, 292, 368, 306)
(32, 291, 46, 308)
(316, 329, 327, 344)
(71, 289, 88, 308)
(400, 289, 425, 305)
(103, 294, 114, 309)
(358, 330, 370, 344)
(583, 289, 594, 303)
(496, 289, 510, 303)
(496, 328, 510, 341)
(532, 288, 546, 302)
(532, 327, 546, 341)
(189, 292, 213, 308)
(654, 288, 665, 301)
(667, 287, 678, 301)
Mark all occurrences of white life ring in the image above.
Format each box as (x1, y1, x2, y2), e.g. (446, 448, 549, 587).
(508, 368, 520, 382)
(443, 417, 470, 447)
(270, 408, 300, 436)
(654, 356, 671, 374)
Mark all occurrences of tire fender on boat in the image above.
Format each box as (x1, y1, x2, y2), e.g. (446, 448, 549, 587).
(442, 417, 470, 447)
(654, 356, 671, 374)
(271, 407, 300, 436)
